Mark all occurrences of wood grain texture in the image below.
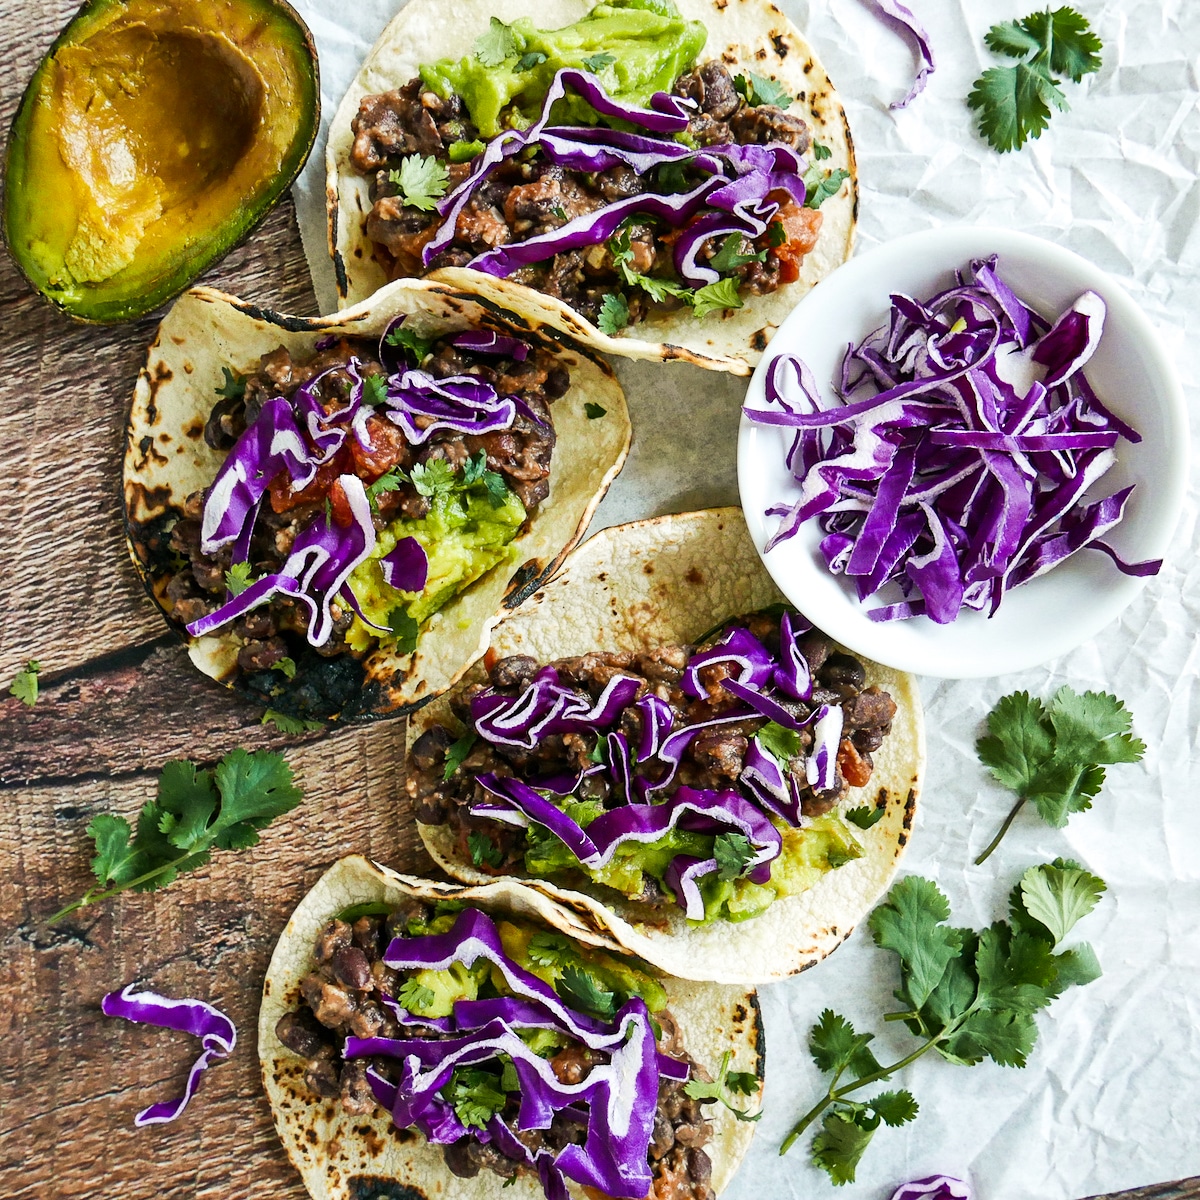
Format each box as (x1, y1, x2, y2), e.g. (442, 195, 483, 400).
(0, 1, 1194, 1197)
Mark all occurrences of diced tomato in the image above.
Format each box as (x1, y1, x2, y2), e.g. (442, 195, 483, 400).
(268, 447, 350, 513)
(770, 200, 824, 284)
(328, 477, 354, 528)
(347, 415, 409, 482)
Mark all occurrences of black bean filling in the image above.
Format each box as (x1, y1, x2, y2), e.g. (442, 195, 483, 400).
(275, 908, 718, 1200)
(166, 336, 566, 670)
(349, 61, 823, 325)
(409, 612, 897, 899)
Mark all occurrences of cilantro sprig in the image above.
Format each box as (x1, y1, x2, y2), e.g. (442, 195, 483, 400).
(684, 1049, 761, 1122)
(733, 70, 793, 109)
(782, 862, 1106, 1182)
(974, 687, 1144, 863)
(49, 749, 302, 925)
(388, 154, 451, 211)
(9, 659, 41, 707)
(475, 17, 519, 67)
(968, 7, 1103, 152)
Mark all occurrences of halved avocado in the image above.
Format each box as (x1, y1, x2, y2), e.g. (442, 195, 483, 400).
(3, 0, 319, 323)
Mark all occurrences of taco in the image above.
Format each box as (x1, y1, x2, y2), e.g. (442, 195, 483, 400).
(409, 508, 924, 984)
(326, 0, 857, 374)
(123, 277, 629, 720)
(260, 855, 763, 1200)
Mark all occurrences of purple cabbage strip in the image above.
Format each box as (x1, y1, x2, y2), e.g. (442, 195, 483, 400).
(188, 474, 377, 646)
(747, 256, 1159, 622)
(663, 855, 719, 920)
(680, 626, 775, 699)
(380, 537, 429, 593)
(383, 369, 518, 445)
(864, 0, 936, 109)
(101, 984, 236, 1126)
(450, 329, 529, 360)
(889, 1176, 971, 1200)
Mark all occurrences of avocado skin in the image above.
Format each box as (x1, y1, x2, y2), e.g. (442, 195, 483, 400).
(3, 0, 320, 324)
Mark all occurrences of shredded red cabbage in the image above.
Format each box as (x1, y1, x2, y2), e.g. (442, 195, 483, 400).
(101, 984, 236, 1126)
(342, 908, 684, 1200)
(746, 257, 1161, 623)
(890, 1176, 971, 1200)
(460, 612, 860, 916)
(191, 330, 531, 646)
(864, 0, 936, 109)
(421, 68, 813, 286)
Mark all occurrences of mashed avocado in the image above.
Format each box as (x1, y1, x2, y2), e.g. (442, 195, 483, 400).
(420, 0, 707, 138)
(345, 483, 527, 652)
(522, 796, 865, 924)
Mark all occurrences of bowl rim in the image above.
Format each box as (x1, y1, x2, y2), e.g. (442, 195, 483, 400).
(736, 225, 1189, 679)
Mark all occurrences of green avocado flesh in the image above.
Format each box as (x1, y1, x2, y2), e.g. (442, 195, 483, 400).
(344, 484, 527, 653)
(4, 0, 318, 322)
(524, 804, 865, 924)
(394, 907, 667, 1025)
(419, 0, 707, 138)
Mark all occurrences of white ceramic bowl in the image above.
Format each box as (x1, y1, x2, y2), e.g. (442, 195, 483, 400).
(737, 226, 1188, 678)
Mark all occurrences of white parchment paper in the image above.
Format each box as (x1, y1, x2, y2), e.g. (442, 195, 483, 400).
(285, 1, 1200, 1194)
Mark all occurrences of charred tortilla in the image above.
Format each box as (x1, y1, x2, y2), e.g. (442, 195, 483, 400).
(412, 508, 924, 984)
(326, 0, 857, 375)
(259, 855, 763, 1200)
(123, 278, 629, 720)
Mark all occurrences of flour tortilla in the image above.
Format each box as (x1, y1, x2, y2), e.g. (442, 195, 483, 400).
(123, 277, 629, 720)
(260, 855, 763, 1200)
(413, 508, 924, 984)
(326, 0, 857, 376)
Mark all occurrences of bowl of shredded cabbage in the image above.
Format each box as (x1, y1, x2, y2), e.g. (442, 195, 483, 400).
(737, 226, 1187, 678)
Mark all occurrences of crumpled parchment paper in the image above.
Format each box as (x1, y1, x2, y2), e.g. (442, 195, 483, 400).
(286, 1, 1200, 1194)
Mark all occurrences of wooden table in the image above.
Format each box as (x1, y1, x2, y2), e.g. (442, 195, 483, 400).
(0, 3, 1194, 1197)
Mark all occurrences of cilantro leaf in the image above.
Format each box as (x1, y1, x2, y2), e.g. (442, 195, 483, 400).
(398, 976, 437, 1013)
(468, 830, 504, 868)
(1017, 859, 1107, 946)
(1053, 941, 1103, 989)
(597, 292, 630, 335)
(709, 233, 765, 274)
(388, 154, 451, 211)
(733, 70, 793, 108)
(215, 367, 245, 401)
(475, 16, 518, 66)
(976, 687, 1144, 860)
(385, 323, 436, 363)
(804, 166, 851, 210)
(868, 875, 964, 1010)
(461, 450, 510, 507)
(691, 277, 744, 320)
(608, 225, 635, 281)
(362, 372, 388, 407)
(809, 1010, 883, 1081)
(9, 659, 40, 706)
(367, 469, 407, 501)
(443, 731, 477, 782)
(335, 901, 393, 922)
(757, 722, 801, 763)
(845, 805, 885, 830)
(811, 140, 833, 161)
(869, 1089, 918, 1127)
(987, 8, 1103, 82)
(527, 931, 583, 970)
(52, 749, 302, 924)
(262, 709, 324, 735)
(713, 832, 755, 881)
(582, 52, 615, 72)
(516, 51, 547, 72)
(388, 608, 420, 655)
(224, 561, 255, 596)
(584, 402, 607, 420)
(558, 966, 616, 1020)
(274, 657, 297, 680)
(409, 459, 458, 498)
(445, 1067, 508, 1129)
(683, 1049, 761, 1122)
(810, 1109, 875, 1185)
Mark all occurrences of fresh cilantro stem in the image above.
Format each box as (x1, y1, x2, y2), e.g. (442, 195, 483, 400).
(47, 853, 198, 925)
(780, 1037, 941, 1154)
(974, 795, 1028, 865)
